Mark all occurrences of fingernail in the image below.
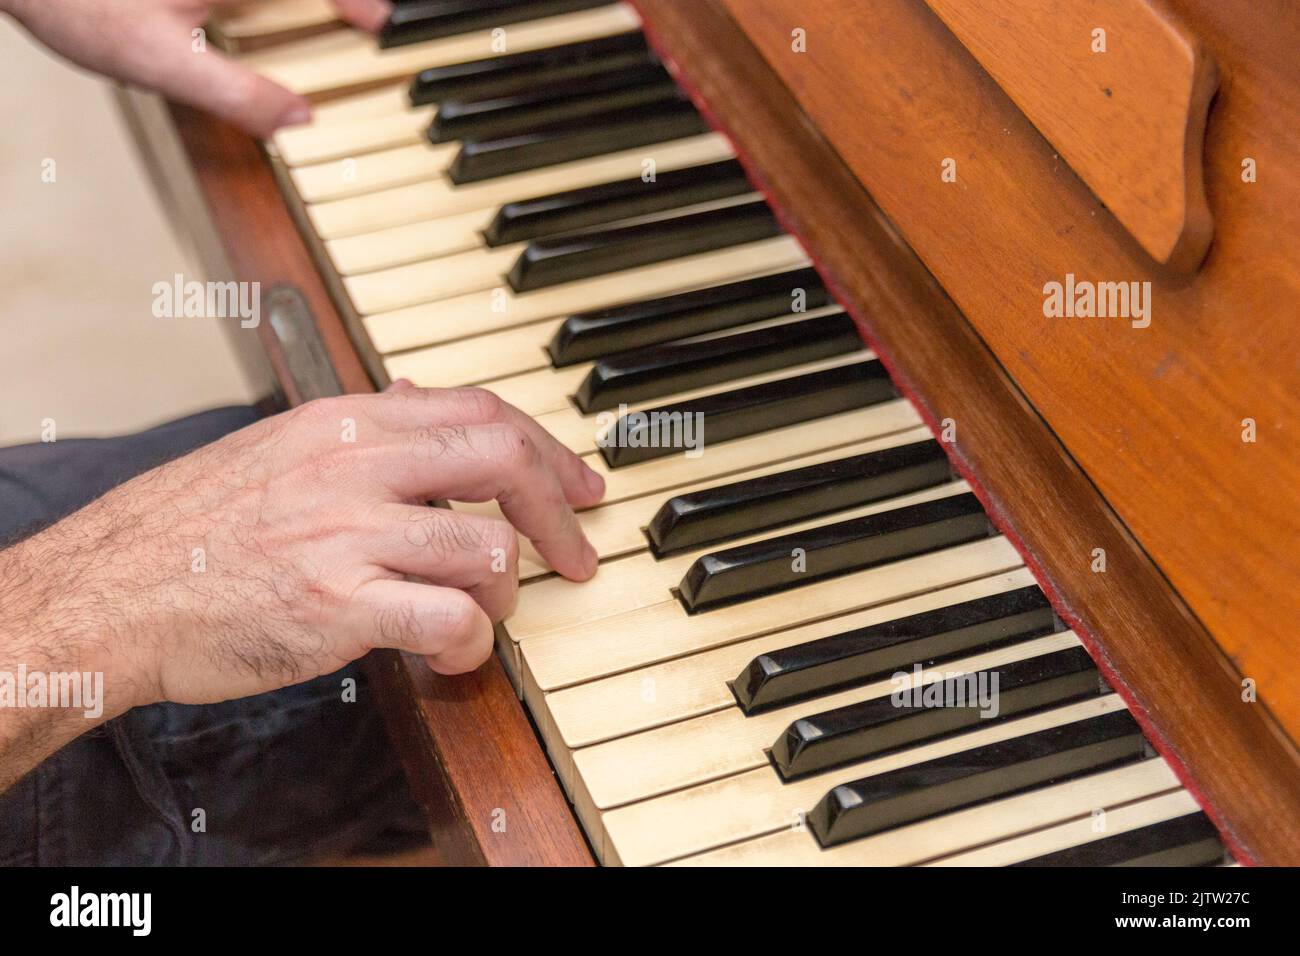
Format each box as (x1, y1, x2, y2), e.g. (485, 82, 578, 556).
(279, 101, 312, 128)
(583, 540, 599, 576)
(384, 378, 413, 393)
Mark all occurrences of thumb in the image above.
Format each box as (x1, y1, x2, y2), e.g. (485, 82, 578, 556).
(152, 44, 311, 138)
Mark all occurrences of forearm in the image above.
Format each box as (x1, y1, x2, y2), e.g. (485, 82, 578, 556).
(0, 516, 156, 793)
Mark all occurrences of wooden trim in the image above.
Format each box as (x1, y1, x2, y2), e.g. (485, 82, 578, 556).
(164, 104, 593, 866)
(921, 0, 1218, 273)
(632, 0, 1300, 865)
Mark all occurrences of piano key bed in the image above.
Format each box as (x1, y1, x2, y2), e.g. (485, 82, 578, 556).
(221, 0, 1232, 867)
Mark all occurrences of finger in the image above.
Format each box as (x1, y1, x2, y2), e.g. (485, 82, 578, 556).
(377, 422, 597, 581)
(371, 505, 519, 622)
(333, 0, 394, 33)
(376, 388, 606, 508)
(350, 579, 494, 675)
(147, 41, 311, 137)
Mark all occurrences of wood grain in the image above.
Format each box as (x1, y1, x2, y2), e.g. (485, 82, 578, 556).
(923, 0, 1218, 272)
(712, 0, 1300, 761)
(167, 103, 593, 866)
(633, 0, 1300, 864)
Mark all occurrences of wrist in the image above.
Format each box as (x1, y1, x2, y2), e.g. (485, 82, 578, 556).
(0, 524, 164, 719)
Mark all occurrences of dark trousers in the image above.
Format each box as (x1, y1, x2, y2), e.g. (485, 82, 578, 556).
(0, 407, 427, 865)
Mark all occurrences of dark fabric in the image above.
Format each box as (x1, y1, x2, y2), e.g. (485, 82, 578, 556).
(0, 407, 427, 865)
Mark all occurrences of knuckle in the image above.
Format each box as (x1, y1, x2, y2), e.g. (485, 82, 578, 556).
(290, 395, 349, 431)
(434, 589, 481, 642)
(410, 423, 467, 458)
(489, 424, 538, 471)
(373, 601, 425, 651)
(404, 510, 483, 560)
(484, 521, 520, 566)
(454, 387, 506, 422)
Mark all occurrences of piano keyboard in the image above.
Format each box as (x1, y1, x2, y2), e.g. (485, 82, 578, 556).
(238, 0, 1230, 867)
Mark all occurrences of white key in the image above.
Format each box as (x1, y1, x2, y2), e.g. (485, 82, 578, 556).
(576, 632, 1083, 811)
(346, 243, 525, 312)
(343, 192, 766, 310)
(543, 567, 1038, 748)
(473, 304, 850, 416)
(533, 351, 871, 456)
(508, 480, 973, 640)
(518, 534, 1022, 690)
(380, 274, 818, 389)
(363, 236, 806, 353)
(600, 687, 1136, 864)
(246, 5, 644, 97)
(326, 207, 497, 275)
(665, 756, 1178, 866)
(928, 789, 1203, 866)
(292, 142, 460, 202)
(213, 0, 337, 42)
(275, 106, 435, 166)
(307, 133, 733, 239)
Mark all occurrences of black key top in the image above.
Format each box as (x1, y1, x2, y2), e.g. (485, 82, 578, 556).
(549, 267, 831, 366)
(485, 159, 750, 247)
(1014, 813, 1224, 867)
(449, 100, 709, 183)
(382, 0, 613, 49)
(677, 491, 990, 613)
(600, 359, 895, 469)
(508, 199, 781, 293)
(576, 311, 859, 413)
(771, 646, 1103, 780)
(733, 585, 1057, 714)
(429, 65, 680, 143)
(410, 32, 652, 106)
(648, 437, 950, 556)
(808, 710, 1145, 848)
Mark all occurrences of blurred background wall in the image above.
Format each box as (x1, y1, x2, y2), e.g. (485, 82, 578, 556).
(0, 18, 257, 446)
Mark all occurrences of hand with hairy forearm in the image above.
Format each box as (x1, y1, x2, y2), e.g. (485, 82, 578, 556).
(0, 385, 604, 793)
(0, 0, 393, 136)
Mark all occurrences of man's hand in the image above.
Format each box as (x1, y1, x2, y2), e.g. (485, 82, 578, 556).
(0, 386, 603, 787)
(1, 0, 393, 137)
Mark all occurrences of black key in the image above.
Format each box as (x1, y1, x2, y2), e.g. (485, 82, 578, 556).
(429, 65, 680, 143)
(648, 437, 950, 556)
(382, 0, 613, 49)
(485, 159, 750, 247)
(1014, 813, 1224, 867)
(548, 267, 831, 366)
(600, 359, 895, 469)
(576, 311, 858, 413)
(449, 100, 708, 183)
(733, 586, 1056, 714)
(808, 710, 1145, 848)
(677, 491, 990, 613)
(508, 200, 781, 293)
(410, 32, 653, 106)
(771, 646, 1103, 780)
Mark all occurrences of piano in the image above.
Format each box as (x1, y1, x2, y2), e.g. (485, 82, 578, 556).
(117, 0, 1300, 865)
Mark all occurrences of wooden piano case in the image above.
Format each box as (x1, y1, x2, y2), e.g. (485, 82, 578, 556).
(119, 0, 1300, 865)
